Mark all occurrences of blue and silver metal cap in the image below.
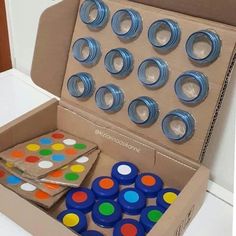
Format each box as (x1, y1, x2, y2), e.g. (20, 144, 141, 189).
(111, 8, 143, 41)
(95, 84, 124, 113)
(104, 48, 133, 78)
(79, 0, 109, 30)
(72, 37, 101, 66)
(162, 109, 195, 143)
(175, 71, 209, 105)
(128, 97, 159, 127)
(148, 19, 181, 53)
(138, 58, 169, 89)
(186, 30, 221, 65)
(67, 72, 95, 100)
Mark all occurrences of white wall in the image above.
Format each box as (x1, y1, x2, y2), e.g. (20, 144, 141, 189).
(5, 0, 235, 192)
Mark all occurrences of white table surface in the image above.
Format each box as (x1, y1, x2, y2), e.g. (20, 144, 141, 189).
(0, 69, 233, 236)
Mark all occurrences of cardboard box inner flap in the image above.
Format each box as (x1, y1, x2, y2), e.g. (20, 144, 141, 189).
(57, 0, 236, 163)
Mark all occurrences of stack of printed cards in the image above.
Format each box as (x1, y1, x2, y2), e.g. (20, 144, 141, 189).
(0, 130, 100, 208)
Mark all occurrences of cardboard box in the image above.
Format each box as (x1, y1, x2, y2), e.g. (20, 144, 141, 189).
(0, 0, 236, 235)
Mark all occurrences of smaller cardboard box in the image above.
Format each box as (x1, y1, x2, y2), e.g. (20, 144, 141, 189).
(0, 0, 236, 235)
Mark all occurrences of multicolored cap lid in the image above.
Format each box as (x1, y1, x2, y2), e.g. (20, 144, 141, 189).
(57, 209, 87, 233)
(91, 176, 119, 199)
(66, 187, 95, 213)
(156, 188, 180, 209)
(111, 161, 139, 185)
(135, 173, 163, 198)
(92, 199, 122, 228)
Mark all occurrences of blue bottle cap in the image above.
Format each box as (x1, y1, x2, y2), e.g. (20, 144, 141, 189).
(118, 188, 146, 215)
(92, 199, 122, 228)
(81, 230, 104, 236)
(140, 205, 166, 232)
(57, 209, 87, 233)
(79, 0, 110, 30)
(128, 96, 159, 127)
(113, 219, 145, 236)
(111, 161, 139, 185)
(186, 30, 221, 65)
(156, 188, 180, 209)
(162, 109, 195, 143)
(138, 58, 169, 89)
(140, 206, 165, 232)
(95, 84, 124, 113)
(174, 70, 209, 106)
(135, 173, 163, 198)
(66, 187, 95, 213)
(91, 176, 119, 199)
(111, 9, 143, 41)
(148, 19, 181, 53)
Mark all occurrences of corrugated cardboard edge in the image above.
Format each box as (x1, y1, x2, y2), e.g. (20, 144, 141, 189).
(200, 47, 236, 161)
(131, 0, 236, 27)
(31, 0, 80, 97)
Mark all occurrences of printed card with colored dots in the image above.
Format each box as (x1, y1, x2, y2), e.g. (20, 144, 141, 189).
(40, 149, 101, 187)
(0, 130, 97, 179)
(0, 166, 67, 208)
(0, 159, 68, 196)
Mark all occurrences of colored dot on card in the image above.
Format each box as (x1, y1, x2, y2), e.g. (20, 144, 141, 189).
(117, 165, 132, 175)
(0, 170, 5, 178)
(44, 183, 60, 190)
(11, 150, 24, 158)
(6, 175, 22, 185)
(26, 144, 40, 152)
(65, 172, 79, 181)
(49, 169, 63, 178)
(72, 191, 88, 203)
(5, 162, 14, 168)
(65, 148, 77, 155)
(121, 224, 138, 236)
(25, 156, 40, 163)
(63, 139, 76, 146)
(38, 161, 54, 169)
(163, 192, 178, 204)
(63, 213, 80, 227)
(124, 191, 140, 203)
(52, 133, 65, 139)
(39, 149, 53, 156)
(35, 190, 50, 200)
(51, 154, 65, 162)
(52, 143, 65, 151)
(147, 210, 163, 223)
(20, 183, 37, 192)
(76, 156, 89, 163)
(99, 178, 114, 189)
(98, 202, 115, 216)
(39, 137, 53, 145)
(74, 143, 87, 150)
(141, 175, 156, 186)
(70, 165, 85, 173)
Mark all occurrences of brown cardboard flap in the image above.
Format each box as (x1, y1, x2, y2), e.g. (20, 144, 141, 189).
(132, 0, 236, 27)
(31, 0, 80, 97)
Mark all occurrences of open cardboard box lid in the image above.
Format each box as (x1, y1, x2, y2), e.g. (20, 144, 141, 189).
(31, 0, 236, 165)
